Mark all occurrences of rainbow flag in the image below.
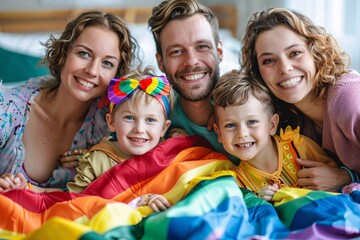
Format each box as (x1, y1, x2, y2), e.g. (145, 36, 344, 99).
(0, 136, 360, 239)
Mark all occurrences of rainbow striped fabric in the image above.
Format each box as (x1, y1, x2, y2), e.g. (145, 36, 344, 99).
(107, 76, 171, 116)
(0, 136, 360, 239)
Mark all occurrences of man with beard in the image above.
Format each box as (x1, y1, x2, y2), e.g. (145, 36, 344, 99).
(148, 0, 237, 163)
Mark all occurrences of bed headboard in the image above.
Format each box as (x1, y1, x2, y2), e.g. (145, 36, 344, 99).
(0, 5, 241, 84)
(0, 5, 238, 36)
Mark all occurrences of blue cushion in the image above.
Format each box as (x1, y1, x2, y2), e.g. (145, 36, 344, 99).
(0, 47, 49, 83)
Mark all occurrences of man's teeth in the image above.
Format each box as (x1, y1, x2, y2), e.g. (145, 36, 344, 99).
(78, 79, 95, 88)
(280, 77, 301, 87)
(184, 73, 205, 81)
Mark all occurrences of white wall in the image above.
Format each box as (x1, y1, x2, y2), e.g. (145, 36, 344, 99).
(1, 0, 358, 70)
(0, 0, 163, 10)
(285, 0, 360, 71)
(0, 0, 282, 40)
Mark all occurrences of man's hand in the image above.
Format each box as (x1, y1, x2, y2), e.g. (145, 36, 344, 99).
(296, 158, 351, 192)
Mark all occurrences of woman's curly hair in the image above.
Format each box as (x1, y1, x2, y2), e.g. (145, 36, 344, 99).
(41, 10, 138, 90)
(241, 7, 350, 100)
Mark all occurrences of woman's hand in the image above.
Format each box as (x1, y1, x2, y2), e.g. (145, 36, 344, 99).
(0, 172, 27, 191)
(257, 184, 279, 201)
(296, 158, 351, 192)
(59, 149, 88, 169)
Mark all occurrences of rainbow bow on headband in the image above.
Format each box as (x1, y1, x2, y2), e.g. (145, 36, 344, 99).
(108, 76, 171, 117)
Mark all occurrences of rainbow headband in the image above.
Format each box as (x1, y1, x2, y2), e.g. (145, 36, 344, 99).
(107, 75, 171, 117)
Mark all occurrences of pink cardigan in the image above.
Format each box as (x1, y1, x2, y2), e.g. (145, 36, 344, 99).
(322, 70, 360, 173)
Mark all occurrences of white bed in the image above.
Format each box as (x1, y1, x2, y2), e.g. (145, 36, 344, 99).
(0, 6, 241, 85)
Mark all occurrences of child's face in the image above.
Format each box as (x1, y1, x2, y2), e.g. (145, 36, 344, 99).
(106, 99, 171, 156)
(214, 94, 279, 162)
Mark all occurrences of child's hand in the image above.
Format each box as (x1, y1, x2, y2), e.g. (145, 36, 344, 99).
(128, 194, 171, 212)
(59, 149, 88, 168)
(257, 184, 279, 201)
(148, 195, 172, 212)
(0, 172, 27, 191)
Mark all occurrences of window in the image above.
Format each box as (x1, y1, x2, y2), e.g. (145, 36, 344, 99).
(286, 0, 359, 71)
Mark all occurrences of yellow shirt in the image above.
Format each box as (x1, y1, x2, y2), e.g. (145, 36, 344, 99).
(67, 137, 131, 193)
(233, 127, 336, 193)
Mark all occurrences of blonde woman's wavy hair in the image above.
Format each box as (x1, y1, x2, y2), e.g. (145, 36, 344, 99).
(241, 8, 350, 99)
(148, 0, 219, 56)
